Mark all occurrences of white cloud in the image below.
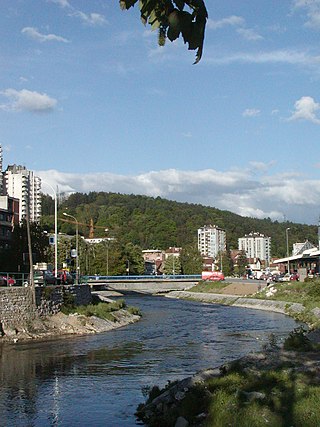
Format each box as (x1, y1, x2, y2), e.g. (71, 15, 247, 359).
(249, 161, 276, 172)
(70, 11, 107, 26)
(208, 15, 262, 41)
(292, 0, 320, 29)
(236, 28, 263, 41)
(208, 15, 245, 30)
(288, 96, 320, 124)
(243, 108, 260, 117)
(0, 89, 57, 112)
(48, 0, 71, 8)
(21, 27, 69, 43)
(181, 132, 192, 138)
(37, 166, 320, 225)
(205, 49, 320, 66)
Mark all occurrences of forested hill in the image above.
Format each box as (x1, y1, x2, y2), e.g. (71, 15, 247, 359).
(42, 192, 318, 258)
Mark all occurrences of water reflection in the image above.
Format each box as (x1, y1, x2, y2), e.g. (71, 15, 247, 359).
(0, 295, 299, 426)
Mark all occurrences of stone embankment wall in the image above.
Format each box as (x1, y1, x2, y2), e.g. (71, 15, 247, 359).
(36, 285, 92, 316)
(0, 287, 36, 333)
(0, 285, 92, 330)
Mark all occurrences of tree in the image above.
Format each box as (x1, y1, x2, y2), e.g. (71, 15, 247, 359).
(123, 242, 145, 275)
(234, 250, 248, 277)
(120, 0, 208, 64)
(163, 254, 181, 275)
(220, 250, 233, 277)
(180, 244, 202, 274)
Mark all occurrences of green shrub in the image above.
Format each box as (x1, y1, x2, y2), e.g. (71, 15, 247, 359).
(283, 326, 313, 352)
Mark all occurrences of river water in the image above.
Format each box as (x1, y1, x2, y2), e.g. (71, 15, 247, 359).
(0, 294, 299, 427)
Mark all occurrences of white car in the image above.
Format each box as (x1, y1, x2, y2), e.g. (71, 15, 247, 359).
(279, 273, 291, 282)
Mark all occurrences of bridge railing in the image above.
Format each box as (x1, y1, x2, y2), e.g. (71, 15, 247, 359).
(83, 274, 201, 282)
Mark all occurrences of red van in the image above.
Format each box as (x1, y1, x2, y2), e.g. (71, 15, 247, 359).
(202, 271, 225, 281)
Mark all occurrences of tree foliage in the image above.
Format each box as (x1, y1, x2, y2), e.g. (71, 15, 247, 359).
(40, 191, 318, 263)
(163, 254, 181, 274)
(180, 243, 202, 274)
(120, 0, 208, 64)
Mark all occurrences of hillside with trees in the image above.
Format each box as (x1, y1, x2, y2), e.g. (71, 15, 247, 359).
(42, 191, 318, 259)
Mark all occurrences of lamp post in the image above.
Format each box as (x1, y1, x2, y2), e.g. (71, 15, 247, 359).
(63, 212, 79, 284)
(105, 229, 109, 276)
(42, 181, 58, 277)
(286, 227, 290, 274)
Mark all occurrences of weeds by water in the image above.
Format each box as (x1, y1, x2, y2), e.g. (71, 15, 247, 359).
(61, 298, 141, 321)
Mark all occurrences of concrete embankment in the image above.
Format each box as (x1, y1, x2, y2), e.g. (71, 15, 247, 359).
(166, 291, 305, 316)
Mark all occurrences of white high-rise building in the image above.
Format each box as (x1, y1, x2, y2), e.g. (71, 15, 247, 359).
(4, 165, 41, 222)
(198, 225, 226, 258)
(238, 232, 271, 263)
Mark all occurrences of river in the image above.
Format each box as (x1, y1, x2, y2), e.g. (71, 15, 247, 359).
(0, 294, 299, 427)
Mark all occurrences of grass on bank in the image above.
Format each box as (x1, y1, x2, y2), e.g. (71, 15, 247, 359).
(254, 278, 320, 327)
(137, 364, 320, 427)
(188, 280, 230, 293)
(137, 328, 320, 427)
(61, 297, 141, 322)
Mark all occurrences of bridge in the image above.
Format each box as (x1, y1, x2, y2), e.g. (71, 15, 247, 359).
(84, 274, 201, 293)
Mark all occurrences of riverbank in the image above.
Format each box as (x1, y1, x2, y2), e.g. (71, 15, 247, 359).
(138, 283, 320, 426)
(136, 344, 320, 427)
(166, 279, 320, 328)
(0, 293, 141, 343)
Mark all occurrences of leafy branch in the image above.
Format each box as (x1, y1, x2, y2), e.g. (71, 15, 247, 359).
(119, 0, 208, 64)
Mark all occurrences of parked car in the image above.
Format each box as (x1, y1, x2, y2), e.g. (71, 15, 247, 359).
(55, 270, 74, 285)
(0, 275, 16, 286)
(201, 271, 225, 281)
(290, 273, 300, 281)
(33, 270, 57, 286)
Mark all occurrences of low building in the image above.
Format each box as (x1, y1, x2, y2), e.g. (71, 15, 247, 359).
(142, 249, 164, 275)
(0, 195, 19, 251)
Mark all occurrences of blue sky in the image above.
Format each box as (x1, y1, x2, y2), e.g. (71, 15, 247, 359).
(1, 0, 320, 225)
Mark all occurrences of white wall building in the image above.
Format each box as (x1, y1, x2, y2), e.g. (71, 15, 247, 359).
(4, 164, 41, 222)
(238, 232, 271, 263)
(198, 225, 226, 258)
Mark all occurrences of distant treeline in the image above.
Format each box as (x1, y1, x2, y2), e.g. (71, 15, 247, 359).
(41, 192, 318, 258)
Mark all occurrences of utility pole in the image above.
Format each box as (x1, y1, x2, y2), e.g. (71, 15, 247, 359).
(26, 207, 35, 307)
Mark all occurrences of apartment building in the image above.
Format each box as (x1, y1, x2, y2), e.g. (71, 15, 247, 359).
(238, 232, 271, 263)
(197, 224, 226, 258)
(3, 164, 41, 222)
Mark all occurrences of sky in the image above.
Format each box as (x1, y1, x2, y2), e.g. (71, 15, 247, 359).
(1, 0, 320, 225)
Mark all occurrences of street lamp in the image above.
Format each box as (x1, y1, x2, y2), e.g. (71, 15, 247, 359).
(42, 181, 58, 277)
(286, 227, 290, 274)
(105, 229, 109, 276)
(63, 212, 79, 284)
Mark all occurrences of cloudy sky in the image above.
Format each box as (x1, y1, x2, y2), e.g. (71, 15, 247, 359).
(1, 0, 320, 225)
